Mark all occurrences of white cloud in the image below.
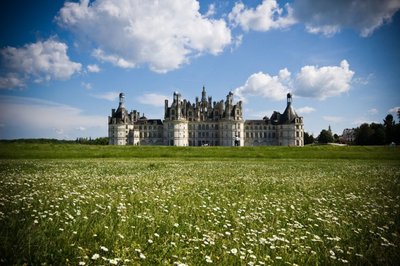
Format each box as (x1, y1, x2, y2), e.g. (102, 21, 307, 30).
(87, 64, 101, 73)
(56, 0, 232, 73)
(233, 70, 290, 102)
(294, 60, 354, 100)
(91, 91, 120, 101)
(137, 93, 171, 107)
(205, 3, 216, 17)
(353, 73, 374, 85)
(0, 95, 106, 139)
(228, 0, 296, 32)
(388, 107, 400, 114)
(297, 106, 316, 114)
(92, 49, 135, 69)
(292, 0, 400, 37)
(323, 116, 344, 123)
(234, 60, 354, 101)
(0, 38, 81, 89)
(0, 74, 26, 89)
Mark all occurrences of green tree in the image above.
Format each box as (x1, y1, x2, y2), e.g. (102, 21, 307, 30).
(304, 132, 314, 145)
(384, 114, 395, 144)
(370, 123, 385, 145)
(318, 129, 333, 144)
(355, 123, 373, 145)
(333, 133, 340, 143)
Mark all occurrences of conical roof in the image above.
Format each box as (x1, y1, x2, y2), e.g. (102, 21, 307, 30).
(279, 104, 298, 124)
(279, 93, 298, 124)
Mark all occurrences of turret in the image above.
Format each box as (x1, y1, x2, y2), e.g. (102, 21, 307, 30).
(164, 99, 169, 119)
(287, 93, 292, 107)
(119, 93, 125, 109)
(202, 86, 207, 102)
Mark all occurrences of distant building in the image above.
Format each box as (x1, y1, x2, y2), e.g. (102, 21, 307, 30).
(108, 87, 304, 146)
(342, 128, 355, 143)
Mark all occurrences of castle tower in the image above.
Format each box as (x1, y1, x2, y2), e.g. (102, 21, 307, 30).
(119, 92, 125, 108)
(277, 93, 304, 146)
(108, 92, 134, 145)
(163, 91, 189, 146)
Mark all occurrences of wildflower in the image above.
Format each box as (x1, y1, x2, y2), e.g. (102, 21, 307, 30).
(109, 258, 119, 265)
(100, 246, 109, 252)
(78, 262, 85, 265)
(205, 255, 212, 263)
(91, 253, 100, 260)
(230, 248, 238, 255)
(148, 239, 153, 244)
(174, 223, 179, 227)
(140, 253, 146, 259)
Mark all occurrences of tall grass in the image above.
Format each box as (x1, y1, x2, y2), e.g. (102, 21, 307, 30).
(0, 158, 399, 265)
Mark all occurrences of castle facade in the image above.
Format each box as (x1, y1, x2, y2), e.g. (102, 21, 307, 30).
(108, 87, 304, 146)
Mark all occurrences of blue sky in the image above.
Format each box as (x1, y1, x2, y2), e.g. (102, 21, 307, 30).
(0, 0, 399, 139)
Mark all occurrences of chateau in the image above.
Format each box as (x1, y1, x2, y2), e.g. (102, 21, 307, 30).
(108, 87, 304, 146)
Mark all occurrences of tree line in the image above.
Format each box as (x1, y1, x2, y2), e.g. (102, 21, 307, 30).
(0, 137, 109, 145)
(303, 110, 400, 145)
(354, 113, 400, 145)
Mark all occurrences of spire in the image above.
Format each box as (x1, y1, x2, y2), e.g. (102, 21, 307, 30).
(201, 86, 206, 102)
(119, 93, 125, 108)
(287, 93, 292, 107)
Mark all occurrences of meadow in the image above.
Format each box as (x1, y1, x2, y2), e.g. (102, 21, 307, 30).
(0, 144, 399, 265)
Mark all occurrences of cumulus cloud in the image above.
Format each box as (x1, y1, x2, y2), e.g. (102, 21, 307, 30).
(87, 64, 101, 73)
(0, 38, 81, 89)
(297, 106, 316, 114)
(0, 95, 105, 139)
(90, 91, 120, 101)
(56, 0, 232, 73)
(292, 0, 400, 37)
(294, 60, 354, 100)
(137, 93, 171, 107)
(228, 0, 296, 32)
(234, 60, 354, 101)
(233, 70, 290, 102)
(0, 74, 26, 89)
(92, 49, 135, 69)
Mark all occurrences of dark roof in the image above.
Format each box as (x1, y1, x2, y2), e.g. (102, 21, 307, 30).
(279, 104, 298, 124)
(135, 119, 163, 125)
(110, 106, 130, 124)
(245, 120, 267, 124)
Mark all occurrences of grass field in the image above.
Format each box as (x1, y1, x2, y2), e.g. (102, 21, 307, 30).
(0, 144, 399, 265)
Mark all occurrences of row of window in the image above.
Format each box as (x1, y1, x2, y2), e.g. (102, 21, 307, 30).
(245, 125, 277, 130)
(246, 132, 277, 139)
